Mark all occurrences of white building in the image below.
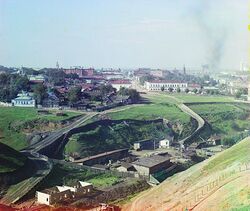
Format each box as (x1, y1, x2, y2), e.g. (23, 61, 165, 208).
(28, 74, 46, 83)
(36, 181, 93, 205)
(159, 139, 170, 149)
(110, 80, 132, 91)
(11, 91, 36, 107)
(144, 80, 188, 91)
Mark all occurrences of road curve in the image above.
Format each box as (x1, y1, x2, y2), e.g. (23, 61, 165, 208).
(177, 103, 205, 145)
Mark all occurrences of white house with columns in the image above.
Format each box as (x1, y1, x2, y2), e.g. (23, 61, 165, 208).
(144, 80, 188, 91)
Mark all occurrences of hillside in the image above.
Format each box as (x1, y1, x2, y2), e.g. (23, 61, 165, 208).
(65, 120, 173, 157)
(0, 107, 82, 150)
(0, 143, 27, 173)
(123, 136, 250, 211)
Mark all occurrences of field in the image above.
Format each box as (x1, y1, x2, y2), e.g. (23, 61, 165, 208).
(123, 137, 250, 211)
(0, 107, 82, 150)
(168, 93, 234, 103)
(108, 92, 190, 123)
(189, 103, 250, 145)
(108, 103, 189, 123)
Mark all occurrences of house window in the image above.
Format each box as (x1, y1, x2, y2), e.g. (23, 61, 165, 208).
(46, 198, 49, 202)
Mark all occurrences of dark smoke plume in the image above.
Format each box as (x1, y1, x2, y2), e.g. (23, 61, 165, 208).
(190, 2, 228, 71)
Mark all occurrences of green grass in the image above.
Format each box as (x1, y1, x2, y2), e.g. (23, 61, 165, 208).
(189, 103, 241, 115)
(108, 103, 189, 123)
(202, 137, 250, 173)
(169, 93, 234, 103)
(0, 143, 27, 173)
(87, 174, 121, 188)
(38, 163, 122, 190)
(189, 103, 250, 145)
(0, 107, 82, 150)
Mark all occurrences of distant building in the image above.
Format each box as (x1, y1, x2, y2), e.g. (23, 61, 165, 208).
(42, 92, 60, 108)
(188, 84, 201, 92)
(149, 70, 168, 78)
(133, 139, 156, 151)
(36, 181, 93, 205)
(64, 68, 94, 78)
(11, 91, 36, 107)
(103, 73, 124, 80)
(144, 80, 188, 91)
(110, 80, 132, 91)
(159, 139, 170, 149)
(132, 155, 172, 176)
(28, 75, 46, 83)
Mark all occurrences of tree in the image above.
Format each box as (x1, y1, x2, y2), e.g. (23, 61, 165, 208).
(161, 86, 165, 92)
(139, 75, 154, 85)
(33, 84, 47, 104)
(235, 91, 242, 99)
(168, 87, 173, 92)
(45, 69, 66, 86)
(177, 87, 181, 93)
(118, 87, 129, 96)
(193, 88, 198, 94)
(100, 84, 114, 95)
(185, 88, 189, 93)
(67, 86, 82, 105)
(128, 89, 140, 102)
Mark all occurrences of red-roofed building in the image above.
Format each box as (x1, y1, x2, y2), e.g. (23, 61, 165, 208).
(64, 68, 94, 78)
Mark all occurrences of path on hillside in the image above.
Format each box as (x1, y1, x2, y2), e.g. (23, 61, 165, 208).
(0, 153, 52, 205)
(177, 103, 205, 145)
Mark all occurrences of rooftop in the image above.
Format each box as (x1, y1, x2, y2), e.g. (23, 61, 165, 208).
(110, 80, 131, 85)
(132, 155, 171, 168)
(73, 148, 129, 163)
(147, 80, 185, 84)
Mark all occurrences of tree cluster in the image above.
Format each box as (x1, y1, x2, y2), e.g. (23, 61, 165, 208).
(0, 73, 29, 102)
(118, 87, 140, 102)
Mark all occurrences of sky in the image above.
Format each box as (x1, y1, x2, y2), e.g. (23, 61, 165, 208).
(0, 0, 248, 71)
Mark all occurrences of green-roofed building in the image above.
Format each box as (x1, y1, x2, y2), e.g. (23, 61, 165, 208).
(11, 91, 36, 107)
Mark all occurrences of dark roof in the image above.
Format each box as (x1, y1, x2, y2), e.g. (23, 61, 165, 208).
(41, 187, 60, 194)
(134, 139, 152, 144)
(120, 162, 134, 169)
(73, 148, 129, 163)
(132, 155, 170, 168)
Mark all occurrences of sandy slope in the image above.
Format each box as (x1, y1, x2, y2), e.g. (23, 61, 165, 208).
(122, 137, 250, 211)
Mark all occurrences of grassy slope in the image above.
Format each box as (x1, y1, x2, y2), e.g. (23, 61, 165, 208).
(0, 142, 27, 173)
(0, 107, 81, 150)
(189, 103, 250, 141)
(123, 137, 250, 211)
(108, 92, 189, 123)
